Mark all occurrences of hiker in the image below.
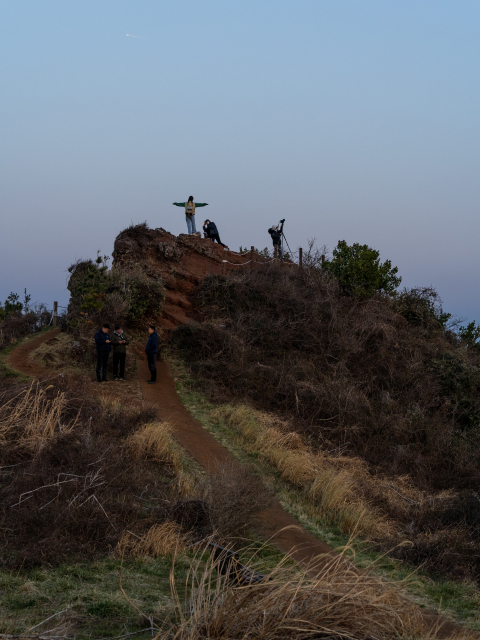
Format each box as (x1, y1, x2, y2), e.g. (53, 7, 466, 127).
(145, 324, 158, 384)
(111, 324, 129, 381)
(94, 323, 111, 382)
(173, 196, 208, 234)
(268, 221, 284, 258)
(203, 219, 226, 247)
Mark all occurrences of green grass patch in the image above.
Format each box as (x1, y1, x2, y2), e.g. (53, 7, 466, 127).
(0, 542, 292, 638)
(168, 355, 480, 632)
(0, 556, 181, 638)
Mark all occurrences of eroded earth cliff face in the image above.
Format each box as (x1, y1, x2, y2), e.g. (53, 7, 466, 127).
(112, 227, 262, 330)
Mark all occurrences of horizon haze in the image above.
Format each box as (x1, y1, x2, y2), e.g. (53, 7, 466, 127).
(1, 0, 479, 322)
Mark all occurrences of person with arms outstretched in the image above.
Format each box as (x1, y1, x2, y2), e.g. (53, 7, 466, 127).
(173, 196, 208, 234)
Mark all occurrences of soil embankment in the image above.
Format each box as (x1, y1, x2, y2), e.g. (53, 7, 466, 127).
(112, 227, 267, 331)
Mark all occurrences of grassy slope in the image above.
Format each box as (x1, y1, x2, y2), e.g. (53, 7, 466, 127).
(168, 356, 480, 632)
(0, 542, 287, 638)
(0, 338, 288, 639)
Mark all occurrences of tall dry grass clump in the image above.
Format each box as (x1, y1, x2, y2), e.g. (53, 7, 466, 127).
(126, 420, 180, 470)
(213, 403, 391, 538)
(0, 383, 77, 451)
(155, 546, 427, 640)
(116, 521, 187, 558)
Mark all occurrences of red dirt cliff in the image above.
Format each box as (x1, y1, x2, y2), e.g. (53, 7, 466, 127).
(112, 227, 267, 331)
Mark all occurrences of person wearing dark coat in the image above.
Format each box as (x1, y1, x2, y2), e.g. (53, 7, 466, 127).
(94, 324, 111, 382)
(111, 324, 129, 381)
(145, 325, 158, 384)
(268, 222, 284, 258)
(203, 219, 226, 247)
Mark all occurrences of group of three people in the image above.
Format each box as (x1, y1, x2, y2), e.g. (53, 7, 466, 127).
(94, 324, 159, 384)
(173, 196, 283, 255)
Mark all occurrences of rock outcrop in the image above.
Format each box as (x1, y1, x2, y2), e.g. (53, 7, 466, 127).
(113, 227, 263, 331)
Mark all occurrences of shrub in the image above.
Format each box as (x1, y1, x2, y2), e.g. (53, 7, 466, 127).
(323, 240, 401, 298)
(0, 303, 52, 353)
(458, 321, 480, 350)
(66, 253, 164, 335)
(394, 286, 451, 330)
(0, 291, 28, 321)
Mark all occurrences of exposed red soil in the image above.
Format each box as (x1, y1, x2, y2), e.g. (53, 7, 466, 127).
(5, 322, 470, 637)
(113, 228, 267, 331)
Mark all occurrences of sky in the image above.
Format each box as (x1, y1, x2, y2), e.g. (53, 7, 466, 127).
(1, 0, 479, 321)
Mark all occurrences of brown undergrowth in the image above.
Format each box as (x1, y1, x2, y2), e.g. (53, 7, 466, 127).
(0, 377, 271, 568)
(173, 263, 480, 581)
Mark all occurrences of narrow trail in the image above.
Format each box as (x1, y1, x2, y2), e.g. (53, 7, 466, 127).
(6, 329, 468, 639)
(137, 355, 334, 566)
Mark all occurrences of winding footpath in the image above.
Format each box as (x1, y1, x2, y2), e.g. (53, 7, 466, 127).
(6, 328, 468, 639)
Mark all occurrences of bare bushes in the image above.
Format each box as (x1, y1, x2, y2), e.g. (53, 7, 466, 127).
(174, 264, 480, 494)
(156, 547, 426, 640)
(0, 380, 181, 568)
(0, 377, 274, 567)
(0, 304, 51, 352)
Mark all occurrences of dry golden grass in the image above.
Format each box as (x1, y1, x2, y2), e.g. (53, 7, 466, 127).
(126, 420, 180, 469)
(0, 383, 77, 451)
(116, 521, 187, 558)
(213, 404, 395, 538)
(153, 544, 433, 640)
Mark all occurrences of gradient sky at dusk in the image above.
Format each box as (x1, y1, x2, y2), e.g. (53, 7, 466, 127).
(1, 1, 479, 321)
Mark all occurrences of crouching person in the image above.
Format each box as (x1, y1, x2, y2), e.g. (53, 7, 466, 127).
(94, 323, 111, 382)
(145, 325, 158, 384)
(111, 324, 129, 381)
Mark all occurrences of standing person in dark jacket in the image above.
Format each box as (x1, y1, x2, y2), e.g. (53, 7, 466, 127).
(268, 221, 284, 258)
(172, 196, 208, 234)
(145, 325, 158, 384)
(111, 324, 129, 381)
(94, 324, 111, 382)
(203, 220, 227, 247)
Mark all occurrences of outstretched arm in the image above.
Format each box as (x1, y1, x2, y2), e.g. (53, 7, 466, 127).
(195, 203, 208, 207)
(173, 202, 186, 206)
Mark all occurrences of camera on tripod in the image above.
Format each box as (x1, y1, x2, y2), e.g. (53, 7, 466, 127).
(280, 218, 285, 224)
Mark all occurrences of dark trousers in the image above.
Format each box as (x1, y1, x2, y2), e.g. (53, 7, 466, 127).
(96, 352, 109, 380)
(210, 233, 226, 247)
(113, 353, 126, 378)
(147, 353, 157, 381)
(273, 243, 283, 258)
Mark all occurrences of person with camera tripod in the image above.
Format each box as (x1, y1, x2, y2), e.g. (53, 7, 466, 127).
(268, 219, 285, 258)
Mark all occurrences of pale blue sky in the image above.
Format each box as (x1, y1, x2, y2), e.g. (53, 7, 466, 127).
(1, 1, 479, 321)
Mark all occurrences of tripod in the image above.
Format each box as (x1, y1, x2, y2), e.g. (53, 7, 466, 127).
(280, 221, 293, 258)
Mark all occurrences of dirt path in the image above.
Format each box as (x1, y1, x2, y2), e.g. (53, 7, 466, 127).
(6, 327, 63, 376)
(6, 331, 468, 638)
(137, 355, 335, 565)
